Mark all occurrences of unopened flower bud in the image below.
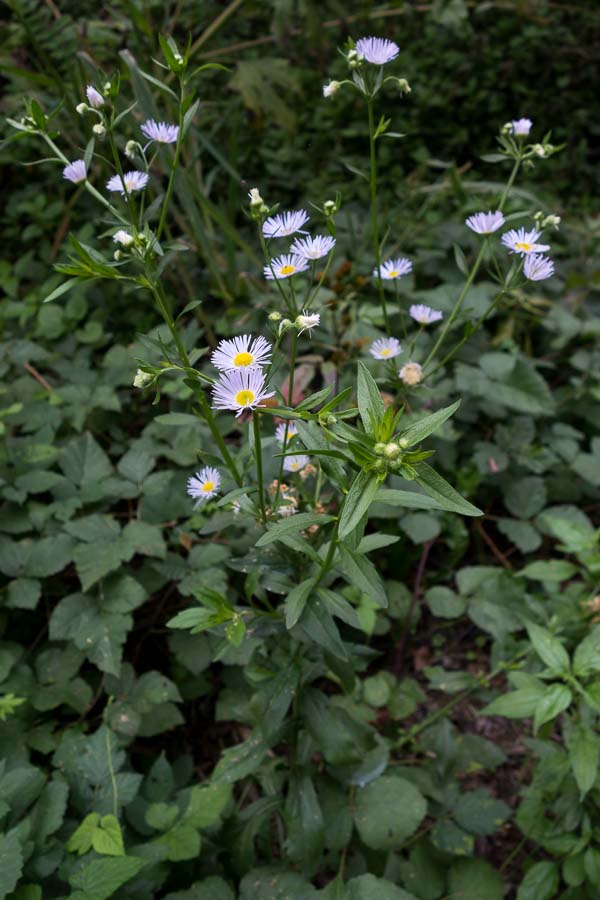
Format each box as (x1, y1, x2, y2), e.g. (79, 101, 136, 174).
(323, 200, 337, 216)
(324, 414, 337, 426)
(103, 82, 112, 94)
(397, 78, 411, 94)
(374, 459, 387, 473)
(133, 369, 153, 388)
(323, 80, 341, 99)
(399, 362, 423, 386)
(279, 318, 293, 335)
(248, 187, 264, 208)
(125, 140, 137, 159)
(113, 250, 123, 261)
(374, 442, 386, 456)
(532, 143, 546, 158)
(92, 123, 106, 137)
(542, 214, 561, 230)
(383, 442, 401, 460)
(76, 102, 88, 115)
(173, 51, 184, 64)
(268, 311, 282, 321)
(397, 437, 410, 449)
(86, 85, 104, 109)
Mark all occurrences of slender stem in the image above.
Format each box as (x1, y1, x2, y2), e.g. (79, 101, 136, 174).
(272, 334, 298, 514)
(367, 97, 390, 335)
(156, 80, 185, 240)
(103, 698, 119, 818)
(425, 290, 506, 378)
(305, 247, 336, 311)
(259, 229, 295, 317)
(107, 129, 138, 229)
(253, 410, 267, 523)
(498, 154, 522, 211)
(148, 280, 190, 367)
(196, 392, 243, 487)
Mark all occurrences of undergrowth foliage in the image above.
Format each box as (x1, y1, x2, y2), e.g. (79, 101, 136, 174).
(0, 12, 599, 900)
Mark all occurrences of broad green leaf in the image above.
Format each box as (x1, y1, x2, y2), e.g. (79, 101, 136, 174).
(397, 400, 460, 447)
(155, 823, 201, 861)
(482, 688, 544, 719)
(357, 362, 385, 435)
(533, 684, 572, 733)
(516, 861, 559, 900)
(448, 859, 504, 900)
(338, 470, 379, 538)
(184, 782, 231, 829)
(0, 830, 24, 897)
(453, 789, 510, 835)
(354, 776, 426, 849)
(337, 543, 387, 608)
(73, 539, 133, 591)
(284, 774, 324, 867)
(212, 734, 269, 783)
(91, 815, 125, 857)
(146, 802, 179, 831)
(285, 577, 316, 629)
(239, 867, 319, 900)
(69, 856, 146, 898)
(376, 488, 446, 511)
(345, 874, 419, 899)
(30, 776, 69, 846)
(414, 464, 482, 516)
(574, 626, 600, 678)
(426, 586, 467, 618)
(567, 725, 600, 797)
(166, 608, 219, 631)
(525, 621, 570, 674)
(431, 819, 474, 855)
(504, 476, 547, 519)
(255, 513, 335, 547)
(518, 560, 578, 581)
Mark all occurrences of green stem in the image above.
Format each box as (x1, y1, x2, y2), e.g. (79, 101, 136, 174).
(196, 392, 243, 487)
(272, 334, 298, 514)
(425, 290, 506, 379)
(259, 229, 295, 317)
(253, 410, 267, 523)
(305, 247, 335, 311)
(156, 80, 185, 241)
(103, 698, 119, 818)
(148, 280, 190, 367)
(107, 129, 138, 229)
(498, 154, 522, 211)
(367, 97, 390, 336)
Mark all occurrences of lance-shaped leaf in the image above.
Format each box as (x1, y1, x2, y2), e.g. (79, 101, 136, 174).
(397, 400, 460, 448)
(339, 471, 380, 539)
(337, 543, 387, 608)
(357, 362, 385, 436)
(415, 463, 482, 516)
(256, 513, 336, 547)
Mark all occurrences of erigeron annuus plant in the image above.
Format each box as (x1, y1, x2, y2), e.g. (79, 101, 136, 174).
(10, 28, 565, 879)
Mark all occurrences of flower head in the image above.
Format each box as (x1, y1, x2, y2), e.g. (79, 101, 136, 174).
(141, 119, 179, 144)
(187, 466, 221, 505)
(133, 369, 153, 388)
(92, 123, 106, 137)
(509, 118, 532, 136)
(275, 421, 298, 444)
(211, 369, 275, 417)
(264, 254, 310, 280)
(409, 304, 443, 325)
(323, 80, 341, 98)
(113, 229, 134, 247)
(375, 258, 412, 280)
(262, 209, 309, 238)
(465, 210, 505, 235)
(399, 362, 423, 386)
(211, 335, 272, 372)
(106, 170, 149, 195)
(501, 227, 550, 256)
(62, 159, 87, 184)
(248, 187, 265, 208)
(290, 234, 336, 260)
(523, 253, 555, 282)
(86, 85, 104, 108)
(283, 454, 310, 473)
(370, 337, 402, 360)
(295, 311, 320, 336)
(355, 36, 400, 65)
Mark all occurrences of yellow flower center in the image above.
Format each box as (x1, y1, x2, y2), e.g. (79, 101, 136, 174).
(233, 351, 254, 367)
(289, 462, 300, 470)
(280, 265, 296, 276)
(124, 178, 135, 192)
(380, 348, 391, 357)
(515, 242, 532, 252)
(202, 481, 214, 493)
(388, 270, 399, 278)
(235, 389, 256, 406)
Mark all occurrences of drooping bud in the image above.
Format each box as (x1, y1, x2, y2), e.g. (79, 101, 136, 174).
(323, 80, 341, 99)
(398, 362, 423, 386)
(133, 369, 153, 388)
(92, 123, 106, 137)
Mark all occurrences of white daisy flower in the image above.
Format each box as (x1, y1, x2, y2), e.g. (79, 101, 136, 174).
(275, 421, 298, 444)
(106, 170, 149, 195)
(211, 335, 272, 372)
(264, 254, 310, 280)
(409, 304, 443, 325)
(370, 337, 402, 360)
(211, 369, 275, 417)
(187, 466, 221, 505)
(355, 37, 400, 65)
(399, 362, 423, 386)
(501, 227, 550, 256)
(323, 81, 341, 98)
(375, 258, 413, 280)
(62, 159, 87, 184)
(509, 118, 532, 136)
(141, 119, 179, 144)
(523, 253, 555, 281)
(262, 209, 309, 238)
(290, 234, 336, 260)
(86, 85, 104, 108)
(283, 454, 310, 473)
(295, 311, 320, 335)
(465, 211, 505, 235)
(113, 230, 134, 247)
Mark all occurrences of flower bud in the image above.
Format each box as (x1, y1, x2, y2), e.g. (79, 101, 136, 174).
(125, 140, 137, 159)
(374, 442, 386, 456)
(383, 442, 401, 460)
(532, 143, 546, 158)
(268, 311, 282, 321)
(248, 187, 264, 208)
(398, 362, 423, 386)
(113, 250, 123, 261)
(76, 103, 88, 115)
(323, 200, 337, 216)
(397, 78, 411, 94)
(542, 214, 561, 230)
(86, 85, 104, 109)
(323, 80, 341, 99)
(133, 369, 153, 388)
(397, 437, 410, 449)
(103, 82, 112, 94)
(92, 123, 106, 137)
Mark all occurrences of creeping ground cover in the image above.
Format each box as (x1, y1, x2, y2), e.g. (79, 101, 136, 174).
(1, 2, 600, 898)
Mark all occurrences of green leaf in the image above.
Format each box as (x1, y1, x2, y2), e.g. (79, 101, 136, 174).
(567, 725, 600, 797)
(212, 734, 269, 783)
(516, 861, 559, 900)
(448, 859, 504, 900)
(482, 688, 544, 719)
(69, 856, 146, 899)
(518, 560, 578, 582)
(488, 357, 555, 415)
(285, 577, 316, 629)
(357, 362, 385, 436)
(184, 782, 231, 829)
(525, 621, 570, 674)
(376, 488, 447, 511)
(453, 789, 510, 835)
(284, 774, 324, 867)
(339, 471, 379, 538)
(255, 513, 335, 547)
(155, 823, 201, 861)
(504, 476, 547, 519)
(397, 400, 460, 448)
(345, 874, 419, 899)
(354, 776, 427, 849)
(431, 819, 474, 856)
(337, 543, 387, 608)
(42, 278, 80, 304)
(67, 813, 101, 855)
(0, 830, 24, 898)
(574, 626, 600, 678)
(414, 464, 482, 516)
(30, 776, 69, 846)
(426, 586, 467, 618)
(91, 815, 125, 857)
(533, 684, 572, 733)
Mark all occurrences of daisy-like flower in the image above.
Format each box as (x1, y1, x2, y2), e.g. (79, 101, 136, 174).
(106, 170, 149, 195)
(523, 253, 555, 281)
(465, 210, 505, 235)
(290, 234, 336, 260)
(86, 85, 104, 108)
(113, 230, 134, 247)
(409, 304, 443, 325)
(323, 81, 341, 98)
(375, 258, 413, 280)
(264, 254, 310, 280)
(187, 466, 221, 506)
(141, 119, 179, 144)
(295, 311, 320, 336)
(262, 210, 309, 238)
(370, 337, 402, 360)
(211, 369, 275, 417)
(283, 454, 310, 473)
(275, 421, 298, 444)
(399, 362, 423, 386)
(509, 118, 532, 137)
(211, 335, 272, 372)
(62, 159, 87, 184)
(355, 37, 400, 65)
(501, 227, 550, 256)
